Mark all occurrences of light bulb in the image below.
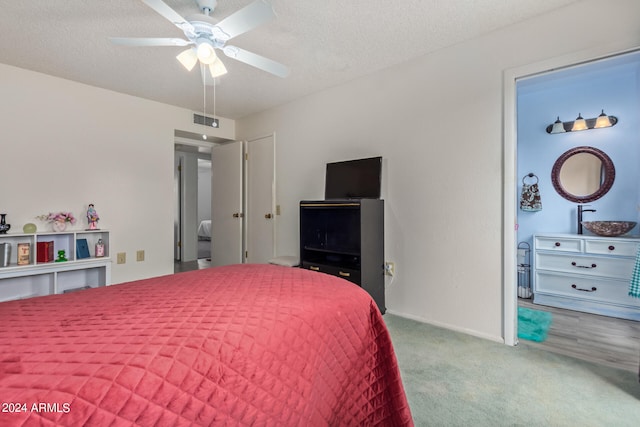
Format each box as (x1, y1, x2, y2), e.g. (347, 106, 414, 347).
(202, 134, 207, 140)
(196, 40, 217, 65)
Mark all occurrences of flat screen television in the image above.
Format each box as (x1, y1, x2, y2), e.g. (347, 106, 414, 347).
(324, 156, 382, 199)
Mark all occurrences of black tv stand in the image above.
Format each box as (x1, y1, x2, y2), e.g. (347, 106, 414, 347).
(299, 199, 385, 313)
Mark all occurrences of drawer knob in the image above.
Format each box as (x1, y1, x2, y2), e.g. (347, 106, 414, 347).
(571, 261, 596, 269)
(571, 284, 597, 292)
(608, 245, 615, 251)
(554, 242, 561, 247)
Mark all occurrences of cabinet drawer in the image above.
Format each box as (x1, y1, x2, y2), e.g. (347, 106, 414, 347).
(585, 239, 638, 257)
(301, 262, 361, 285)
(535, 271, 640, 308)
(534, 236, 581, 253)
(536, 253, 634, 280)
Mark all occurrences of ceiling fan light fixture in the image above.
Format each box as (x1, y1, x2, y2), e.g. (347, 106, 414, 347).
(196, 38, 217, 64)
(208, 58, 228, 78)
(176, 48, 198, 71)
(111, 0, 289, 78)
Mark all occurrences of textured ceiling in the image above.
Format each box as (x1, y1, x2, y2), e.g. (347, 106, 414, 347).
(0, 0, 580, 119)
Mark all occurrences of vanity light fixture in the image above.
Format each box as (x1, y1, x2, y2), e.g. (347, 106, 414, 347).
(571, 113, 588, 131)
(546, 110, 618, 134)
(594, 109, 613, 128)
(550, 117, 566, 134)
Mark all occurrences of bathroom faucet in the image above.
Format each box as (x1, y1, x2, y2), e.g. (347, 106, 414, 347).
(577, 204, 596, 234)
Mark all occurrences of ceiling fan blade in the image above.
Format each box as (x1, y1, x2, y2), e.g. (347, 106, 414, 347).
(141, 0, 195, 36)
(223, 45, 289, 78)
(110, 37, 191, 47)
(214, 0, 275, 41)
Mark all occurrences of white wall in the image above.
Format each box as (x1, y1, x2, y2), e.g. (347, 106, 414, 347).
(0, 64, 234, 284)
(237, 0, 640, 341)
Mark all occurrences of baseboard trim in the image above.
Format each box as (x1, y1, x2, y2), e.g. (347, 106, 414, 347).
(385, 309, 505, 345)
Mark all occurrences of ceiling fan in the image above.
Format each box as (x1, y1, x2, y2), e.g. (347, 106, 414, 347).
(110, 0, 289, 84)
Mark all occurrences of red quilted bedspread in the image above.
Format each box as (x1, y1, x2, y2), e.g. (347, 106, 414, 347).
(0, 264, 413, 426)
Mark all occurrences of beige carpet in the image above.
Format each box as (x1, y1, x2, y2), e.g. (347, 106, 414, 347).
(384, 314, 640, 426)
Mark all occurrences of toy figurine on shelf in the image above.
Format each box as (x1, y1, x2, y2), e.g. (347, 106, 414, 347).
(86, 204, 100, 230)
(54, 250, 67, 262)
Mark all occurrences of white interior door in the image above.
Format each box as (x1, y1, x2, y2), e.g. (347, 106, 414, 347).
(245, 134, 275, 263)
(211, 140, 243, 266)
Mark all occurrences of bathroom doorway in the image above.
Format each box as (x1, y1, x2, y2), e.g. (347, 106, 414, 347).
(504, 45, 640, 353)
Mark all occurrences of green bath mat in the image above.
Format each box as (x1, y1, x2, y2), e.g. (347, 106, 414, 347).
(518, 307, 553, 342)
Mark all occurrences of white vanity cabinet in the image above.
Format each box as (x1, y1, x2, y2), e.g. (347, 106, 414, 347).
(533, 233, 640, 320)
(0, 230, 111, 302)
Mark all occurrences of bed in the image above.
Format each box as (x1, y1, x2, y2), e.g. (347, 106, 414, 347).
(197, 220, 212, 240)
(0, 264, 413, 426)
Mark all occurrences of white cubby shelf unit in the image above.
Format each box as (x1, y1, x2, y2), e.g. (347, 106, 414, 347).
(0, 229, 111, 302)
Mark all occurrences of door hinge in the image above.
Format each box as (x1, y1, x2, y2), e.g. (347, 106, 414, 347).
(245, 153, 248, 160)
(177, 241, 181, 247)
(177, 164, 182, 171)
(245, 251, 248, 258)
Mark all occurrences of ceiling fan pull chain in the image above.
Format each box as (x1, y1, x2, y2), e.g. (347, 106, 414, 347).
(202, 76, 207, 140)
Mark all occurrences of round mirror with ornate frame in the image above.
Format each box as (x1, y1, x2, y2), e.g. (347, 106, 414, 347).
(551, 146, 615, 203)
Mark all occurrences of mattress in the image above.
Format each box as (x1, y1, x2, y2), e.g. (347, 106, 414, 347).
(0, 264, 413, 426)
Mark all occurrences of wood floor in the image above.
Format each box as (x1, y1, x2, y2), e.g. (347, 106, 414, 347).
(518, 298, 640, 373)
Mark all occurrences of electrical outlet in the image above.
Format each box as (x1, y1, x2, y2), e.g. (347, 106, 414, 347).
(385, 261, 395, 276)
(117, 252, 126, 264)
(136, 250, 145, 262)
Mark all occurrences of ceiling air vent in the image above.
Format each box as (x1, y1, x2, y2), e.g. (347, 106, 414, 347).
(193, 113, 219, 128)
